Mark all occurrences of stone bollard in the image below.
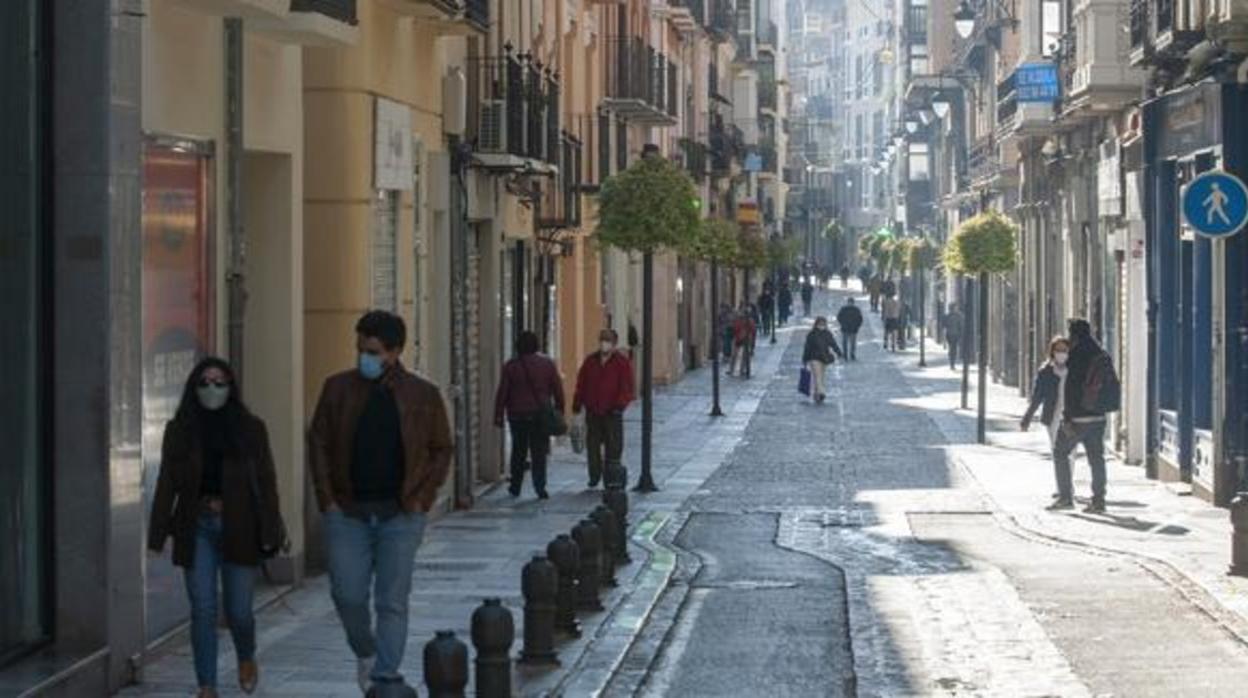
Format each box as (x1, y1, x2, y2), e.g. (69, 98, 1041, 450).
(571, 519, 604, 611)
(518, 555, 559, 665)
(603, 462, 631, 564)
(546, 534, 582, 638)
(423, 630, 469, 698)
(589, 506, 620, 587)
(471, 598, 514, 698)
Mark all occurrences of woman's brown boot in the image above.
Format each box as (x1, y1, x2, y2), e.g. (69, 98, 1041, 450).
(238, 659, 259, 694)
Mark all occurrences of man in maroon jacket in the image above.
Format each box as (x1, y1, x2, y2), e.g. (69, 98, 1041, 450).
(493, 331, 565, 499)
(573, 328, 635, 487)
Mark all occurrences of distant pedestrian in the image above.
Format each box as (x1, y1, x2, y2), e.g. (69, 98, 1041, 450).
(309, 310, 454, 695)
(778, 284, 794, 326)
(627, 322, 640, 361)
(494, 331, 565, 499)
(572, 329, 635, 488)
(730, 304, 757, 377)
(836, 297, 864, 360)
(1021, 336, 1070, 447)
(148, 357, 286, 698)
(802, 316, 844, 404)
(757, 287, 776, 337)
(857, 265, 872, 291)
(881, 294, 902, 351)
(868, 275, 882, 312)
(719, 303, 735, 359)
(1050, 319, 1120, 514)
(840, 265, 851, 288)
(945, 303, 964, 370)
(800, 280, 815, 317)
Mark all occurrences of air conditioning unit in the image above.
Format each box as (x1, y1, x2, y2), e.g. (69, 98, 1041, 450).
(478, 99, 507, 152)
(466, 171, 496, 222)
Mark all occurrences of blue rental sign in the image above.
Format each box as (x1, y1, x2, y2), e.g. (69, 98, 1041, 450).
(1015, 63, 1059, 103)
(1181, 170, 1248, 238)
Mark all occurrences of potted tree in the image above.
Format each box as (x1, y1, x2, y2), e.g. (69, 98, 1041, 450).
(943, 211, 1018, 444)
(594, 146, 701, 492)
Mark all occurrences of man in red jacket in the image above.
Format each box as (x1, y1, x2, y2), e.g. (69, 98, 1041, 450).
(573, 328, 635, 487)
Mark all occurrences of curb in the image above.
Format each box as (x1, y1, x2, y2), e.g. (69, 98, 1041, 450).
(547, 511, 679, 697)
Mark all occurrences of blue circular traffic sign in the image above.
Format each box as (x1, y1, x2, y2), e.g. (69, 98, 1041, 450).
(1182, 170, 1248, 238)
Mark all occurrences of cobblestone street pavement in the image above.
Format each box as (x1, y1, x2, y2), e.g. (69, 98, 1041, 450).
(122, 290, 1248, 698)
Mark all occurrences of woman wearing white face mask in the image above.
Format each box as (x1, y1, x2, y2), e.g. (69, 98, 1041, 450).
(148, 357, 285, 698)
(1021, 337, 1072, 505)
(1022, 337, 1072, 444)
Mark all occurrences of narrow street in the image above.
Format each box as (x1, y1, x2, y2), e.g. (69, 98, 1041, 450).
(598, 289, 1248, 698)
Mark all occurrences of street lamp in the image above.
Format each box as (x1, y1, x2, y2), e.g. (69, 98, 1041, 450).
(892, 134, 906, 147)
(954, 1, 977, 39)
(918, 109, 934, 125)
(931, 94, 952, 119)
(905, 119, 919, 134)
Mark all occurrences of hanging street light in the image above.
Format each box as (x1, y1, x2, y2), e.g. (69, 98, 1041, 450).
(931, 93, 952, 119)
(905, 119, 919, 134)
(954, 1, 977, 39)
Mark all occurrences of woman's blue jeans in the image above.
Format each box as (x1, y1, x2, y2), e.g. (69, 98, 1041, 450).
(184, 512, 257, 689)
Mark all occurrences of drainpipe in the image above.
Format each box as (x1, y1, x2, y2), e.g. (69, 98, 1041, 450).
(450, 138, 474, 509)
(225, 18, 246, 382)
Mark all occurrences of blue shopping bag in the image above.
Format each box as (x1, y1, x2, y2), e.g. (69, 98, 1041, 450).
(798, 367, 812, 396)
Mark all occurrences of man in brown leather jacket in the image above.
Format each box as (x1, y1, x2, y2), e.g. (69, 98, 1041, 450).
(309, 310, 453, 694)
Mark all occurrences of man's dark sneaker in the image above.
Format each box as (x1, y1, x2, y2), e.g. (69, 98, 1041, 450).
(508, 486, 521, 498)
(587, 479, 600, 489)
(536, 490, 550, 500)
(1045, 499, 1074, 511)
(1084, 501, 1106, 514)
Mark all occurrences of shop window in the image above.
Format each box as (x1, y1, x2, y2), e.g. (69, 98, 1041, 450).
(0, 0, 49, 665)
(141, 138, 216, 641)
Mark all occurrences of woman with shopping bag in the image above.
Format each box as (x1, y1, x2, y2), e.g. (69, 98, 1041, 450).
(802, 317, 843, 404)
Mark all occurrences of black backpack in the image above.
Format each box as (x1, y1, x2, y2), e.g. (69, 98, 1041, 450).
(1082, 353, 1122, 414)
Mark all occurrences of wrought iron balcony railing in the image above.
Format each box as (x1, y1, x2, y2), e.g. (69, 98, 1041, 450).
(680, 138, 710, 183)
(603, 37, 678, 125)
(538, 132, 582, 230)
(470, 46, 560, 165)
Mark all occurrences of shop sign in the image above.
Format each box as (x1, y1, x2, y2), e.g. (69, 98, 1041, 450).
(1015, 63, 1059, 103)
(737, 201, 760, 225)
(1181, 170, 1248, 238)
(375, 97, 413, 191)
(1097, 140, 1122, 217)
(1155, 82, 1222, 160)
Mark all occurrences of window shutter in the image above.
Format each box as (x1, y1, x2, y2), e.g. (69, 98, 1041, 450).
(371, 191, 399, 312)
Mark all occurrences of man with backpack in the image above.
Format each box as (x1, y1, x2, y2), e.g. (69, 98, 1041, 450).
(1049, 318, 1120, 513)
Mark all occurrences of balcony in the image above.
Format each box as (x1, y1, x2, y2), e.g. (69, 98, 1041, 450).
(382, 0, 488, 34)
(668, 0, 704, 32)
(1061, 6, 1146, 116)
(758, 20, 778, 53)
(679, 138, 710, 183)
(251, 0, 359, 45)
(1129, 0, 1150, 65)
(709, 0, 736, 39)
(759, 78, 778, 112)
(468, 48, 561, 173)
(538, 133, 583, 230)
(1151, 0, 1204, 59)
(996, 65, 1057, 140)
(603, 37, 679, 125)
(709, 116, 744, 174)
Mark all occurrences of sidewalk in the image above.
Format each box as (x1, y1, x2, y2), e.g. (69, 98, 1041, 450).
(875, 308, 1248, 645)
(121, 313, 801, 697)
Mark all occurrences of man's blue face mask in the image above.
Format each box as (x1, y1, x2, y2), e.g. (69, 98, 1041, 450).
(358, 352, 385, 380)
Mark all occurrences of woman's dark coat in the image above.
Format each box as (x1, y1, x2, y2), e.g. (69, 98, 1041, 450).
(802, 328, 843, 364)
(148, 413, 283, 568)
(1023, 363, 1062, 427)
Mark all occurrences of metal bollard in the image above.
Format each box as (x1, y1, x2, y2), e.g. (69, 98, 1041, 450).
(423, 630, 469, 698)
(1231, 494, 1248, 577)
(571, 519, 604, 611)
(603, 461, 631, 564)
(471, 598, 514, 698)
(589, 506, 620, 587)
(546, 534, 582, 638)
(518, 555, 559, 665)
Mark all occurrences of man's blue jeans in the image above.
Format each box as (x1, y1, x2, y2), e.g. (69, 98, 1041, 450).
(325, 509, 427, 684)
(184, 512, 257, 689)
(842, 331, 858, 360)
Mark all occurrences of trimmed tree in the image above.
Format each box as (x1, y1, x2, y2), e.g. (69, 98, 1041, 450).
(906, 238, 941, 367)
(683, 217, 741, 417)
(943, 211, 1018, 444)
(595, 148, 701, 491)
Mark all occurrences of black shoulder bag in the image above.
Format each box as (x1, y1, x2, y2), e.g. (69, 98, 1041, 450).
(518, 356, 568, 437)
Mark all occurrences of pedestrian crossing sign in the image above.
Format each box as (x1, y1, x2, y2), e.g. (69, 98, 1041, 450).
(1181, 170, 1248, 238)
